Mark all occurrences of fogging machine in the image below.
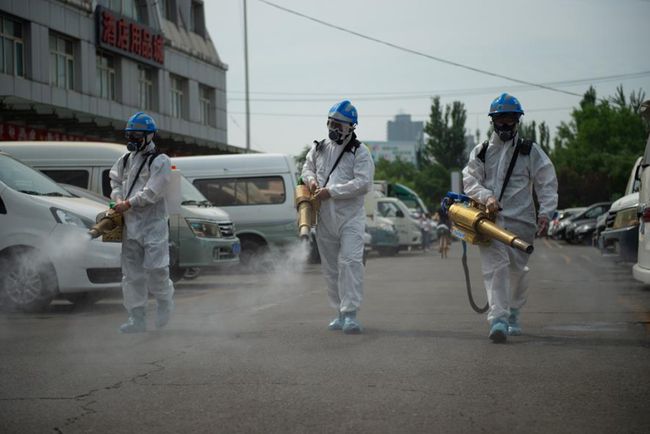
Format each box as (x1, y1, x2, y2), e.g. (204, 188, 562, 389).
(441, 192, 533, 313)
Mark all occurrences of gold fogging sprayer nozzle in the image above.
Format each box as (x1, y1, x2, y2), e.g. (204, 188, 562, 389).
(447, 200, 533, 254)
(295, 183, 319, 240)
(88, 208, 124, 242)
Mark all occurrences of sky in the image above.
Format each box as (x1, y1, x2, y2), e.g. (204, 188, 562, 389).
(204, 0, 650, 156)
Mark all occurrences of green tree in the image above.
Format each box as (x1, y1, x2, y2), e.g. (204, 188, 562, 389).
(519, 120, 551, 155)
(374, 157, 449, 212)
(423, 96, 468, 169)
(552, 86, 649, 207)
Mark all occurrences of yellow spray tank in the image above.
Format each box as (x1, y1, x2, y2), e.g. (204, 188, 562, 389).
(295, 182, 319, 240)
(88, 206, 123, 242)
(445, 193, 533, 254)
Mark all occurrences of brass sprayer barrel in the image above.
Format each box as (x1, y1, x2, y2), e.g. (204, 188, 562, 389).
(295, 185, 313, 239)
(448, 203, 533, 254)
(88, 217, 116, 239)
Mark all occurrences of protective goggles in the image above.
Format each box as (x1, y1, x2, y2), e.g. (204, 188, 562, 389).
(327, 118, 353, 132)
(490, 114, 519, 127)
(124, 131, 147, 141)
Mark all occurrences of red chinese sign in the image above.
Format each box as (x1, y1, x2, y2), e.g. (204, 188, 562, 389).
(0, 122, 90, 142)
(97, 6, 164, 66)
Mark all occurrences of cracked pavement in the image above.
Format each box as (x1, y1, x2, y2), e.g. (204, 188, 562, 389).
(1, 242, 649, 433)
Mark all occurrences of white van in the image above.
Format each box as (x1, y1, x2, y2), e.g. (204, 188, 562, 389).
(171, 153, 299, 263)
(365, 191, 422, 249)
(0, 151, 122, 312)
(0, 142, 240, 280)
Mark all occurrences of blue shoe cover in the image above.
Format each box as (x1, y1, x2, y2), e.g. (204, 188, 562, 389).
(156, 299, 174, 329)
(507, 308, 522, 336)
(328, 313, 344, 331)
(489, 319, 507, 343)
(342, 312, 362, 334)
(120, 307, 146, 333)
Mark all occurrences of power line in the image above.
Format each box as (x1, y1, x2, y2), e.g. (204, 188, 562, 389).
(228, 70, 650, 97)
(229, 106, 573, 119)
(257, 0, 586, 98)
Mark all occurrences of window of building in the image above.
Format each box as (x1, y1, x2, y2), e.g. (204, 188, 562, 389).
(99, 0, 146, 23)
(190, 1, 205, 36)
(138, 65, 154, 110)
(199, 85, 215, 127)
(0, 15, 24, 77)
(49, 33, 75, 90)
(193, 177, 286, 206)
(159, 0, 176, 23)
(170, 74, 184, 119)
(96, 52, 116, 100)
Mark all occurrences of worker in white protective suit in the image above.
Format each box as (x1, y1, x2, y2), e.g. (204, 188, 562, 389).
(301, 100, 375, 334)
(110, 112, 174, 333)
(463, 93, 558, 343)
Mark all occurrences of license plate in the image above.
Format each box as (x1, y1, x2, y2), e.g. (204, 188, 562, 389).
(232, 242, 241, 255)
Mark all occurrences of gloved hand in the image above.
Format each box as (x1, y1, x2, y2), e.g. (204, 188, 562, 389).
(485, 196, 500, 213)
(308, 179, 319, 194)
(536, 215, 549, 237)
(114, 200, 131, 213)
(314, 187, 331, 201)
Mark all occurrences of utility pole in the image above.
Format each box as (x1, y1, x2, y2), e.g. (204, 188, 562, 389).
(243, 0, 251, 152)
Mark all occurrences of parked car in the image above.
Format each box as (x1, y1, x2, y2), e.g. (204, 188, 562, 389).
(599, 157, 641, 261)
(0, 151, 122, 311)
(366, 214, 400, 256)
(365, 191, 421, 250)
(548, 207, 586, 238)
(173, 153, 299, 265)
(564, 202, 612, 244)
(633, 100, 650, 284)
(0, 142, 240, 281)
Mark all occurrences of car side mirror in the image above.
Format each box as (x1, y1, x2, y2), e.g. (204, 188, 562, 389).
(396, 210, 404, 218)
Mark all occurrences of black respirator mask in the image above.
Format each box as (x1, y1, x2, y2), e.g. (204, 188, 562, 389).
(125, 131, 149, 152)
(327, 119, 353, 145)
(492, 115, 520, 142)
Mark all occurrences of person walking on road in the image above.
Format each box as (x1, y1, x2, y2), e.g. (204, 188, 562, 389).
(435, 211, 451, 259)
(462, 93, 558, 343)
(110, 112, 175, 333)
(301, 100, 375, 334)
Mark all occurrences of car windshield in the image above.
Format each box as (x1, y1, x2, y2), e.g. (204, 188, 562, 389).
(0, 154, 73, 197)
(180, 175, 211, 205)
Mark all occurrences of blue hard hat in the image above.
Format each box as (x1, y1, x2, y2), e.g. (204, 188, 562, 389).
(489, 93, 524, 116)
(125, 112, 157, 132)
(328, 100, 358, 125)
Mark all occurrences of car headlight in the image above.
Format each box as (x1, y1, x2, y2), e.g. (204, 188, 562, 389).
(50, 207, 93, 229)
(379, 223, 395, 233)
(186, 219, 221, 238)
(612, 207, 638, 229)
(576, 224, 594, 234)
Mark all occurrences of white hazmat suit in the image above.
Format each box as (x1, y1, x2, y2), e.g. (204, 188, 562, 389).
(110, 142, 174, 311)
(463, 132, 558, 323)
(302, 135, 374, 314)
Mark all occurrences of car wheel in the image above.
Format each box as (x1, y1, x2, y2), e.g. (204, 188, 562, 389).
(169, 265, 185, 283)
(0, 248, 58, 313)
(239, 238, 272, 272)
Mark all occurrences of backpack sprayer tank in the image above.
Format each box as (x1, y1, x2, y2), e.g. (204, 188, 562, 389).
(445, 192, 533, 254)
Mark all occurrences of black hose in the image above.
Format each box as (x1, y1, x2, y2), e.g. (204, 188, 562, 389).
(461, 241, 489, 314)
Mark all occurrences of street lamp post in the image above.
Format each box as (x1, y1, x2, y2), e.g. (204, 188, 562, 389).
(243, 0, 251, 152)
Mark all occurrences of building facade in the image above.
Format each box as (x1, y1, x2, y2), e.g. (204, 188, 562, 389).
(368, 114, 424, 165)
(0, 0, 242, 154)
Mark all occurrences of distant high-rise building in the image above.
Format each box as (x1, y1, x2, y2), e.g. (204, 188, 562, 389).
(368, 114, 424, 166)
(388, 114, 424, 142)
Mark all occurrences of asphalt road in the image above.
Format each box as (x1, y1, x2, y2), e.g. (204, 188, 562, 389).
(1, 240, 649, 433)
